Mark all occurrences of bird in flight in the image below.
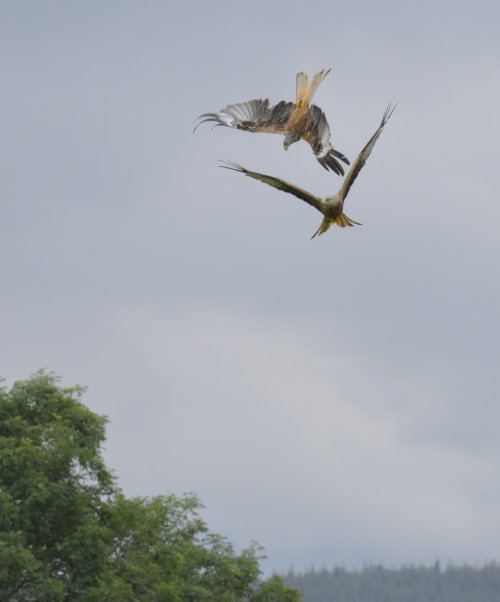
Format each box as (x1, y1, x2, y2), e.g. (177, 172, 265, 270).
(195, 69, 350, 175)
(220, 104, 395, 239)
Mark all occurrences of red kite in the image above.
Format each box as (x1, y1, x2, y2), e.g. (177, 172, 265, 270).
(195, 69, 350, 175)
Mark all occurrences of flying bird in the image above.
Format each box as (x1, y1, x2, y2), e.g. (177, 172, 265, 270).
(195, 69, 350, 175)
(220, 104, 396, 239)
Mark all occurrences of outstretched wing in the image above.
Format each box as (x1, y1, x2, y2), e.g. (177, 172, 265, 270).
(301, 105, 350, 175)
(194, 99, 294, 135)
(219, 161, 324, 213)
(339, 103, 396, 202)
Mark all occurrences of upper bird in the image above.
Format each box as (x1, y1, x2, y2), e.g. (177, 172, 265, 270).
(220, 104, 395, 239)
(194, 69, 350, 175)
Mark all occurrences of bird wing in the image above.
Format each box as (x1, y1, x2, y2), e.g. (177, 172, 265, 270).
(194, 99, 294, 134)
(301, 105, 350, 175)
(338, 103, 396, 202)
(219, 161, 324, 213)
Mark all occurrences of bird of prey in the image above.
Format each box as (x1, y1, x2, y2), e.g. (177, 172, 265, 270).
(194, 69, 350, 175)
(220, 104, 395, 239)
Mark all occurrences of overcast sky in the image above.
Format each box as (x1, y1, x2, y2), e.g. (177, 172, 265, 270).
(2, 0, 500, 574)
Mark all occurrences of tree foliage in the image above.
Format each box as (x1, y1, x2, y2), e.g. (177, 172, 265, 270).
(0, 371, 301, 602)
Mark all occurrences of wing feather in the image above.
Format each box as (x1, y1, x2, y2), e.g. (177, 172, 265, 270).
(194, 99, 294, 135)
(301, 105, 350, 174)
(339, 103, 396, 201)
(219, 161, 324, 213)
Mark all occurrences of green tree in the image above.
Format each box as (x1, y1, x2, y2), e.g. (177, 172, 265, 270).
(88, 493, 265, 601)
(250, 576, 302, 602)
(0, 371, 301, 602)
(0, 371, 113, 600)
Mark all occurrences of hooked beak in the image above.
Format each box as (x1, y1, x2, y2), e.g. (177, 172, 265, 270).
(284, 143, 289, 151)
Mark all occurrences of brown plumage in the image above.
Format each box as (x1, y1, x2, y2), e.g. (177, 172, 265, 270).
(194, 69, 350, 175)
(219, 104, 395, 238)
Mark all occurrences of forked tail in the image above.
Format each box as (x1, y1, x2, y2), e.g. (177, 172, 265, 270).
(296, 68, 331, 107)
(310, 212, 361, 239)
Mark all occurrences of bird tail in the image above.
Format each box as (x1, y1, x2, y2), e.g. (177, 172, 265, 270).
(296, 72, 309, 106)
(336, 212, 361, 228)
(310, 212, 361, 239)
(311, 219, 331, 239)
(296, 68, 331, 107)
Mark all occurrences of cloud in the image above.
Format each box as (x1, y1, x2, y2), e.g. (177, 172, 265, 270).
(101, 306, 500, 571)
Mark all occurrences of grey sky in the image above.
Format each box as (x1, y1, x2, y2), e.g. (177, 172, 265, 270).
(2, 0, 500, 573)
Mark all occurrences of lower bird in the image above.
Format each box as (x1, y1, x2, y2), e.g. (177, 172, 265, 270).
(220, 104, 395, 239)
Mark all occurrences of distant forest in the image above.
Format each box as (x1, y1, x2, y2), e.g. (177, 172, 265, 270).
(282, 562, 500, 602)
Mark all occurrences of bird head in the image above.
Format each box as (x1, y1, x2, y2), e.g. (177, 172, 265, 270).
(283, 132, 297, 151)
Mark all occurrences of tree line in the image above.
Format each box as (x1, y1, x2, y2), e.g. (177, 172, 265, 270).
(282, 562, 500, 601)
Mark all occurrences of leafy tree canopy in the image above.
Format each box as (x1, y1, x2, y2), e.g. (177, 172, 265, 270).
(0, 371, 301, 602)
